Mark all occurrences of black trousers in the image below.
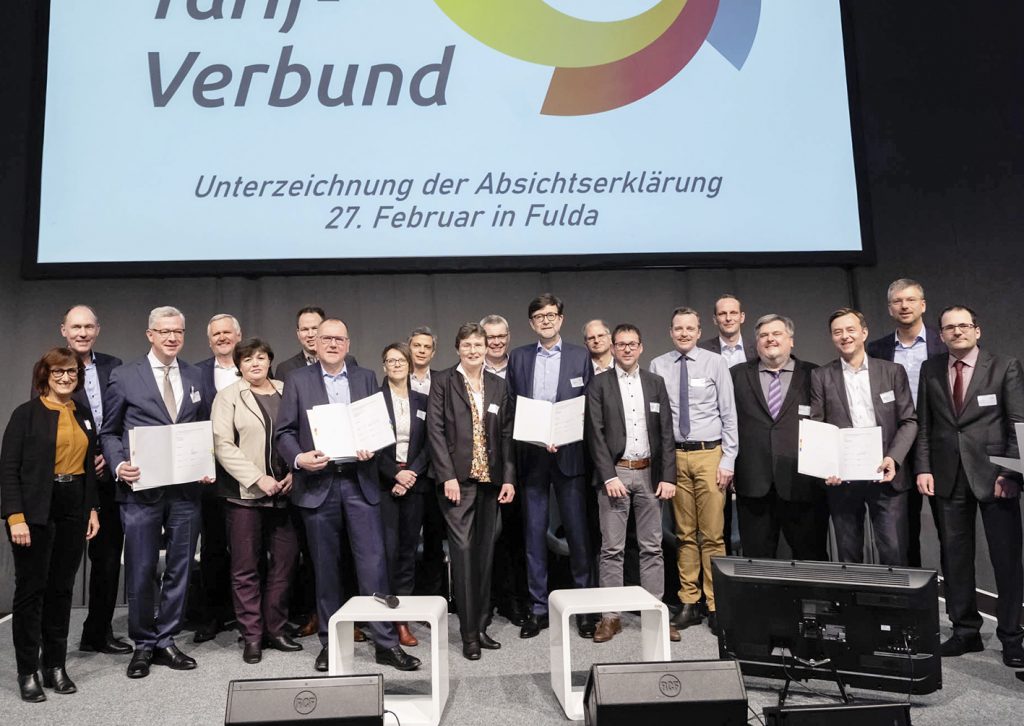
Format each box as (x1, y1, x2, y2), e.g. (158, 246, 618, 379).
(937, 466, 1024, 645)
(196, 490, 233, 625)
(9, 481, 88, 674)
(81, 477, 124, 641)
(736, 489, 830, 560)
(415, 477, 448, 597)
(826, 481, 908, 565)
(379, 489, 426, 596)
(438, 481, 499, 640)
(490, 489, 529, 610)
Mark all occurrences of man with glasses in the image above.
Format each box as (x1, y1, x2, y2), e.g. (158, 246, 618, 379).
(507, 293, 595, 639)
(915, 306, 1024, 667)
(867, 278, 947, 568)
(60, 305, 130, 656)
(275, 306, 357, 381)
(275, 319, 420, 673)
(585, 324, 680, 643)
(650, 307, 737, 635)
(100, 306, 213, 679)
(583, 320, 614, 375)
(481, 315, 511, 378)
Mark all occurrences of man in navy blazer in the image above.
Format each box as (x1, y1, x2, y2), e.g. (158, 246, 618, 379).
(506, 293, 595, 639)
(866, 278, 946, 567)
(274, 318, 420, 673)
(100, 306, 213, 679)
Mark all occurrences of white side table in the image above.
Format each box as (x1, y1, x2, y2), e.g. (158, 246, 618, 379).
(549, 586, 670, 720)
(327, 595, 449, 726)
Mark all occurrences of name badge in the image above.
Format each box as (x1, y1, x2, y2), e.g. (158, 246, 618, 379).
(649, 402, 660, 413)
(190, 389, 202, 404)
(798, 405, 811, 417)
(487, 403, 500, 414)
(416, 409, 426, 420)
(978, 394, 998, 407)
(880, 390, 895, 403)
(570, 377, 584, 388)
(84, 420, 92, 430)
(689, 377, 707, 387)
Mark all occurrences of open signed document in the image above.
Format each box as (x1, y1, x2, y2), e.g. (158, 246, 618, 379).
(990, 422, 1024, 474)
(307, 392, 396, 461)
(798, 418, 883, 481)
(513, 396, 585, 449)
(128, 420, 215, 489)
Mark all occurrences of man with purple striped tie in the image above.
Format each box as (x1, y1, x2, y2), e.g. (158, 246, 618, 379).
(730, 315, 828, 561)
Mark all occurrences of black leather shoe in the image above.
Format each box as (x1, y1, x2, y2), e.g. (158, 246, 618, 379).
(152, 644, 197, 670)
(520, 613, 549, 639)
(18, 673, 46, 702)
(192, 620, 223, 644)
(670, 604, 703, 630)
(80, 632, 133, 655)
(375, 645, 422, 671)
(127, 649, 152, 679)
(243, 641, 262, 664)
(576, 614, 597, 639)
(479, 631, 501, 650)
(707, 611, 720, 636)
(940, 634, 984, 657)
(265, 633, 303, 652)
(462, 639, 481, 660)
(42, 666, 77, 694)
(315, 646, 329, 672)
(1002, 642, 1024, 668)
(497, 600, 529, 626)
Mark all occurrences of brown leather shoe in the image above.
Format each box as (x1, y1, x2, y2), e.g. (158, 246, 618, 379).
(396, 622, 418, 647)
(669, 624, 681, 642)
(295, 613, 319, 638)
(592, 617, 622, 643)
(353, 625, 366, 643)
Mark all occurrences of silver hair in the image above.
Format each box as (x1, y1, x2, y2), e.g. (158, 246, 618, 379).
(479, 314, 509, 329)
(408, 325, 437, 348)
(581, 319, 610, 337)
(148, 306, 185, 329)
(754, 313, 795, 336)
(886, 278, 925, 302)
(207, 313, 241, 337)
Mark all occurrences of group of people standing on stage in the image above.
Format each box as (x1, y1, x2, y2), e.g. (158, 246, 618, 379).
(3, 279, 1023, 704)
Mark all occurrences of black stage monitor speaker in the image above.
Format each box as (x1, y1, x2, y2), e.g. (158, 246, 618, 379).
(584, 659, 747, 726)
(763, 701, 912, 725)
(224, 674, 383, 725)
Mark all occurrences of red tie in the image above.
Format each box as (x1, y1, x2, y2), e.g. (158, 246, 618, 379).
(952, 360, 966, 415)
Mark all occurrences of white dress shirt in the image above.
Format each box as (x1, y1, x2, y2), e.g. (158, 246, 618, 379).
(615, 365, 651, 461)
(410, 369, 432, 395)
(841, 357, 876, 428)
(148, 350, 183, 410)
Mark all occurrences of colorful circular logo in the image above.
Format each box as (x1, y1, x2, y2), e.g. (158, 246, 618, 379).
(434, 0, 761, 115)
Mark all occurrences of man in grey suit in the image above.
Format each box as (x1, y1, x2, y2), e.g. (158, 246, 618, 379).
(915, 305, 1024, 667)
(100, 306, 214, 678)
(810, 308, 917, 566)
(585, 324, 679, 643)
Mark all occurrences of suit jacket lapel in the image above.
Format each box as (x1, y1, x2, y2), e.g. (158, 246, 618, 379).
(382, 385, 397, 428)
(868, 362, 886, 426)
(523, 349, 537, 399)
(959, 349, 991, 419)
(831, 361, 853, 424)
(777, 362, 803, 419)
(483, 373, 499, 414)
(139, 359, 174, 424)
(747, 363, 772, 419)
(451, 369, 470, 408)
(238, 382, 265, 430)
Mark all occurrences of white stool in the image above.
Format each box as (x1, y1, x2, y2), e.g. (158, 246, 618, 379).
(327, 595, 449, 726)
(549, 586, 670, 720)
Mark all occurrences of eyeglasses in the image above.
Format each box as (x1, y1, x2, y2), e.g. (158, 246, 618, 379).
(940, 323, 977, 334)
(384, 358, 408, 367)
(150, 328, 185, 338)
(319, 335, 349, 345)
(50, 368, 78, 379)
(613, 342, 640, 351)
(485, 334, 508, 342)
(530, 312, 561, 323)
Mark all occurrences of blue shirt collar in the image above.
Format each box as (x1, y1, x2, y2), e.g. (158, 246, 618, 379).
(320, 363, 348, 380)
(536, 338, 562, 355)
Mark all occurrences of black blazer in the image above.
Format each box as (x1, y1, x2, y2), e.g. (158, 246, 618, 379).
(698, 335, 757, 363)
(915, 349, 1024, 500)
(731, 357, 821, 501)
(427, 367, 515, 486)
(584, 367, 675, 486)
(378, 384, 430, 492)
(274, 352, 359, 382)
(1, 397, 98, 524)
(810, 357, 918, 490)
(866, 326, 946, 361)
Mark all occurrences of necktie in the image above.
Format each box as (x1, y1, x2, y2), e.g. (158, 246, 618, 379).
(678, 354, 690, 440)
(952, 359, 965, 415)
(162, 365, 177, 420)
(767, 371, 783, 420)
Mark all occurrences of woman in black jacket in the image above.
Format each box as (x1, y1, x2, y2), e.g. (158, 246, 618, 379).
(1, 348, 100, 702)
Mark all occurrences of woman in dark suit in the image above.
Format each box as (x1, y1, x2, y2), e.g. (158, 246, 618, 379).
(211, 338, 301, 665)
(427, 323, 515, 660)
(377, 343, 430, 647)
(1, 348, 100, 702)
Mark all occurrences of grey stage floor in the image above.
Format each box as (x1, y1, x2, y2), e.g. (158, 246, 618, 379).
(1, 607, 1022, 725)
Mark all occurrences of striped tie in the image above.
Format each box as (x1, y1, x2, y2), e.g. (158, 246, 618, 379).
(767, 371, 783, 420)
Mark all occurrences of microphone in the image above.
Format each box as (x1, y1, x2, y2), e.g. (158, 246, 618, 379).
(373, 592, 400, 609)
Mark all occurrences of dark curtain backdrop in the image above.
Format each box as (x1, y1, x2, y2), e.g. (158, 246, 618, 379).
(1, 1, 1021, 610)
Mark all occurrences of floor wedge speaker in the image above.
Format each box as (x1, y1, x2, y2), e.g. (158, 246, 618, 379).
(763, 701, 912, 725)
(225, 674, 383, 725)
(584, 659, 747, 726)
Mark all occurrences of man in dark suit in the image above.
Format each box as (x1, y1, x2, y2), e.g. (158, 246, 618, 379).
(810, 308, 918, 566)
(506, 293, 595, 639)
(732, 314, 827, 560)
(274, 318, 420, 673)
(699, 294, 756, 556)
(60, 305, 130, 655)
(915, 305, 1024, 667)
(275, 307, 360, 382)
(191, 314, 242, 642)
(585, 324, 679, 643)
(867, 278, 947, 567)
(100, 306, 214, 679)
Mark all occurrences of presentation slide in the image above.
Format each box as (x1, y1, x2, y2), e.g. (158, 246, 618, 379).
(30, 0, 867, 273)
